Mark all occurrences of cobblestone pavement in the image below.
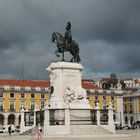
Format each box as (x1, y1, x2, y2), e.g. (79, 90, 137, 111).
(0, 130, 140, 140)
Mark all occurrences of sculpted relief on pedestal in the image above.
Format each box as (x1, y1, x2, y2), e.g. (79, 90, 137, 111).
(63, 86, 89, 106)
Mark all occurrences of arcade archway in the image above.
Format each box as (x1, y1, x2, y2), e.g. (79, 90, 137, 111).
(8, 114, 15, 125)
(0, 114, 4, 126)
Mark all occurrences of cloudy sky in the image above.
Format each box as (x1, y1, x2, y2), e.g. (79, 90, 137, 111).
(0, 0, 140, 81)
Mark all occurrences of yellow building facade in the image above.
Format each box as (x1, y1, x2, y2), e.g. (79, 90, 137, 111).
(2, 91, 49, 112)
(123, 89, 140, 125)
(0, 79, 127, 127)
(0, 80, 50, 126)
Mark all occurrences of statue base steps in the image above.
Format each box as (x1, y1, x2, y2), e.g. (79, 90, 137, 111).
(44, 124, 112, 136)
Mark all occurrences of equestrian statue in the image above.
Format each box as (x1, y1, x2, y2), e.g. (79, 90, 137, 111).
(51, 22, 81, 63)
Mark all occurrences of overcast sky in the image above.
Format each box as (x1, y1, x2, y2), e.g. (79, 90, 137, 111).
(0, 0, 140, 81)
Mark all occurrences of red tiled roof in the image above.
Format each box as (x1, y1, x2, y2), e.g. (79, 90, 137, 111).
(0, 80, 50, 87)
(134, 79, 139, 84)
(82, 83, 99, 89)
(82, 79, 94, 82)
(123, 78, 133, 81)
(0, 79, 99, 89)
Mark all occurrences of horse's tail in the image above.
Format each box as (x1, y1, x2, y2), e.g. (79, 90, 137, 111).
(73, 40, 78, 48)
(73, 41, 81, 62)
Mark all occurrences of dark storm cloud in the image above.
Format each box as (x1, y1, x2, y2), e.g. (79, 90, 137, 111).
(0, 0, 140, 80)
(73, 0, 140, 43)
(113, 44, 140, 72)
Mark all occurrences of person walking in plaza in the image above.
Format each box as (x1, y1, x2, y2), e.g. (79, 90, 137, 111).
(8, 125, 12, 135)
(31, 126, 38, 140)
(37, 125, 42, 140)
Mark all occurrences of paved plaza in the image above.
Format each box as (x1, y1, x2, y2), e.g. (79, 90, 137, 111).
(0, 130, 140, 140)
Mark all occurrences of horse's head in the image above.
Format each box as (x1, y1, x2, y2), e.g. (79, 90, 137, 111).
(52, 32, 65, 46)
(51, 32, 56, 42)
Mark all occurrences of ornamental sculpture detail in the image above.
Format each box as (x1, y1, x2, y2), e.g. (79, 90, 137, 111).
(51, 22, 81, 63)
(63, 87, 88, 105)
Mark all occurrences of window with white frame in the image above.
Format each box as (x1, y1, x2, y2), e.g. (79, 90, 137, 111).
(95, 96, 98, 101)
(130, 97, 133, 103)
(111, 96, 114, 101)
(21, 93, 25, 98)
(31, 101, 35, 110)
(41, 101, 44, 109)
(41, 94, 44, 99)
(130, 104, 133, 112)
(31, 94, 35, 98)
(10, 101, 14, 111)
(0, 90, 3, 97)
(0, 102, 3, 111)
(21, 101, 25, 108)
(103, 95, 106, 100)
(10, 93, 14, 98)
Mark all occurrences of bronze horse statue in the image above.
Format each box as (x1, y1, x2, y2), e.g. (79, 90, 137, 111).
(51, 32, 81, 62)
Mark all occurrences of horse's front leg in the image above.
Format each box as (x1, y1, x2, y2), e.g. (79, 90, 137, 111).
(55, 50, 60, 57)
(62, 51, 65, 61)
(70, 57, 74, 62)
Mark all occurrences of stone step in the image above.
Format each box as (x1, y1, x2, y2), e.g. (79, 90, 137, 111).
(70, 125, 111, 135)
(20, 128, 33, 135)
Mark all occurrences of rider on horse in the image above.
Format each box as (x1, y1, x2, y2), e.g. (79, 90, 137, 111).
(51, 22, 81, 63)
(64, 22, 73, 50)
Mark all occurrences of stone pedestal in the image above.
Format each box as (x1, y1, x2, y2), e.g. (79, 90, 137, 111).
(47, 62, 90, 109)
(44, 62, 91, 136)
(108, 103, 115, 133)
(95, 102, 100, 126)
